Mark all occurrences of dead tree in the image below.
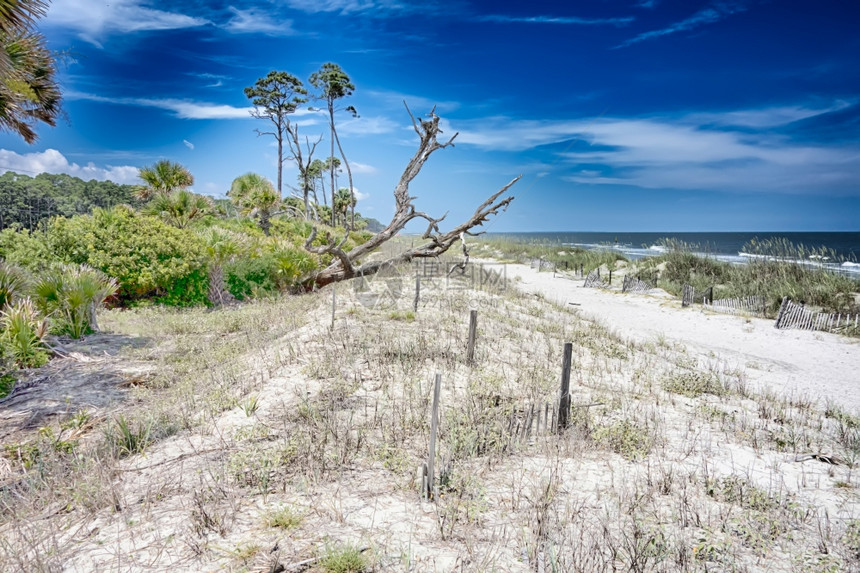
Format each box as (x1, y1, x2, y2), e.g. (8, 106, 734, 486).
(303, 104, 520, 289)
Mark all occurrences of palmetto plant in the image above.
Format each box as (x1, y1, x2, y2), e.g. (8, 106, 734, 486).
(0, 297, 48, 367)
(0, 0, 61, 144)
(145, 189, 213, 229)
(136, 160, 194, 200)
(32, 264, 118, 338)
(0, 261, 29, 308)
(228, 173, 280, 236)
(199, 227, 242, 306)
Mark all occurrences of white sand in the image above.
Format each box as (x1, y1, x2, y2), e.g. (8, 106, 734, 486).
(503, 262, 860, 412)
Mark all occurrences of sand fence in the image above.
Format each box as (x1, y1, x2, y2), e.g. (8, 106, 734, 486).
(775, 297, 860, 333)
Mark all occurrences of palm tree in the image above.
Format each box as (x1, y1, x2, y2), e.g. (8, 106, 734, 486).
(144, 189, 212, 229)
(334, 187, 355, 228)
(228, 173, 280, 236)
(0, 0, 61, 144)
(199, 228, 240, 306)
(136, 160, 194, 200)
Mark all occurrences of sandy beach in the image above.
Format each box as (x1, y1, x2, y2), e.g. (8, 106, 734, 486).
(502, 262, 860, 412)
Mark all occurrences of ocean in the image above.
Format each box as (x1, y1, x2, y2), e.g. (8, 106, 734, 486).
(488, 232, 860, 277)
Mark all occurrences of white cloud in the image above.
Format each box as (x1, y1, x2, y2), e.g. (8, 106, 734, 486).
(337, 115, 399, 136)
(479, 14, 634, 26)
(66, 91, 254, 119)
(0, 149, 140, 184)
(45, 0, 209, 46)
(225, 7, 296, 35)
(285, 0, 411, 15)
(352, 187, 369, 201)
(365, 90, 461, 114)
(350, 162, 378, 174)
(183, 140, 195, 150)
(616, 2, 747, 48)
(449, 102, 860, 195)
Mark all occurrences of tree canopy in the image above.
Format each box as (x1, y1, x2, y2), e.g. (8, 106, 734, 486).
(137, 160, 194, 200)
(244, 70, 307, 198)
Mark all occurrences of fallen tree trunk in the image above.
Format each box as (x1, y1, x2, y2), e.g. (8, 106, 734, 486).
(303, 103, 520, 289)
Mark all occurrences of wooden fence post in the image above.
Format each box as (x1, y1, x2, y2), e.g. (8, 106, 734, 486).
(557, 342, 573, 432)
(426, 373, 442, 501)
(413, 275, 420, 313)
(609, 269, 613, 285)
(466, 310, 478, 364)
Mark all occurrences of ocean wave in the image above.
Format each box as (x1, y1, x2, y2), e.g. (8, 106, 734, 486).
(843, 261, 860, 268)
(648, 245, 667, 253)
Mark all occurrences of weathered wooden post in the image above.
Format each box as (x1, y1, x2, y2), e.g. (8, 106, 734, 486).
(609, 269, 613, 285)
(426, 372, 442, 501)
(580, 264, 584, 277)
(557, 342, 573, 432)
(466, 310, 478, 364)
(413, 275, 420, 313)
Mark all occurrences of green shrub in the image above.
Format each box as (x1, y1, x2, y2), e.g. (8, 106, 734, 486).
(45, 207, 208, 306)
(0, 298, 49, 368)
(0, 226, 53, 271)
(0, 261, 29, 308)
(592, 419, 653, 461)
(318, 542, 368, 573)
(32, 264, 118, 338)
(225, 255, 279, 300)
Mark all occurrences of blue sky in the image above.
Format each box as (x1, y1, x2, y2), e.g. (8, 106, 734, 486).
(1, 0, 858, 231)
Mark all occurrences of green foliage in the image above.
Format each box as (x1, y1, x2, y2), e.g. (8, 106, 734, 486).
(641, 238, 860, 315)
(32, 264, 118, 338)
(143, 189, 213, 228)
(663, 370, 727, 398)
(45, 207, 208, 305)
(0, 171, 140, 232)
(265, 505, 303, 530)
(0, 260, 29, 307)
(228, 173, 280, 235)
(225, 256, 279, 300)
(592, 419, 653, 461)
(477, 235, 627, 272)
(136, 160, 194, 200)
(1, 8, 62, 145)
(104, 415, 152, 458)
(0, 297, 48, 368)
(0, 226, 54, 270)
(318, 542, 368, 573)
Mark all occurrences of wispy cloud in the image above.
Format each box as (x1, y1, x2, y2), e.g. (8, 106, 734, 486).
(224, 7, 296, 35)
(365, 90, 461, 114)
(284, 0, 429, 16)
(0, 149, 140, 184)
(350, 162, 378, 174)
(448, 103, 860, 195)
(479, 14, 634, 26)
(616, 2, 747, 48)
(67, 91, 254, 120)
(45, 0, 209, 46)
(183, 140, 195, 150)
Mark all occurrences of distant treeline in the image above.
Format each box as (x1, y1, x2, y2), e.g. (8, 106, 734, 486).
(0, 171, 143, 231)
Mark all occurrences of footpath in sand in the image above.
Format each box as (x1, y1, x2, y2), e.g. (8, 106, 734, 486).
(502, 262, 860, 412)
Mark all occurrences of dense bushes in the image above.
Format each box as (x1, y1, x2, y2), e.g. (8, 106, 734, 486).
(46, 207, 208, 306)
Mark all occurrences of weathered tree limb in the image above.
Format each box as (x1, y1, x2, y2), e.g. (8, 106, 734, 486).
(303, 104, 519, 289)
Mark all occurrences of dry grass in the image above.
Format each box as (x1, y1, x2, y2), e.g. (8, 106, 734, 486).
(1, 261, 859, 572)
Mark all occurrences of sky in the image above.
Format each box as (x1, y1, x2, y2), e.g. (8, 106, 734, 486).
(1, 0, 859, 232)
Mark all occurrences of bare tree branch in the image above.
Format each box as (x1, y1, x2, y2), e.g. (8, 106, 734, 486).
(302, 106, 518, 289)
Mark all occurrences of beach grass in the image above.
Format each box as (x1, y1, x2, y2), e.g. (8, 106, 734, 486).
(1, 255, 859, 571)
